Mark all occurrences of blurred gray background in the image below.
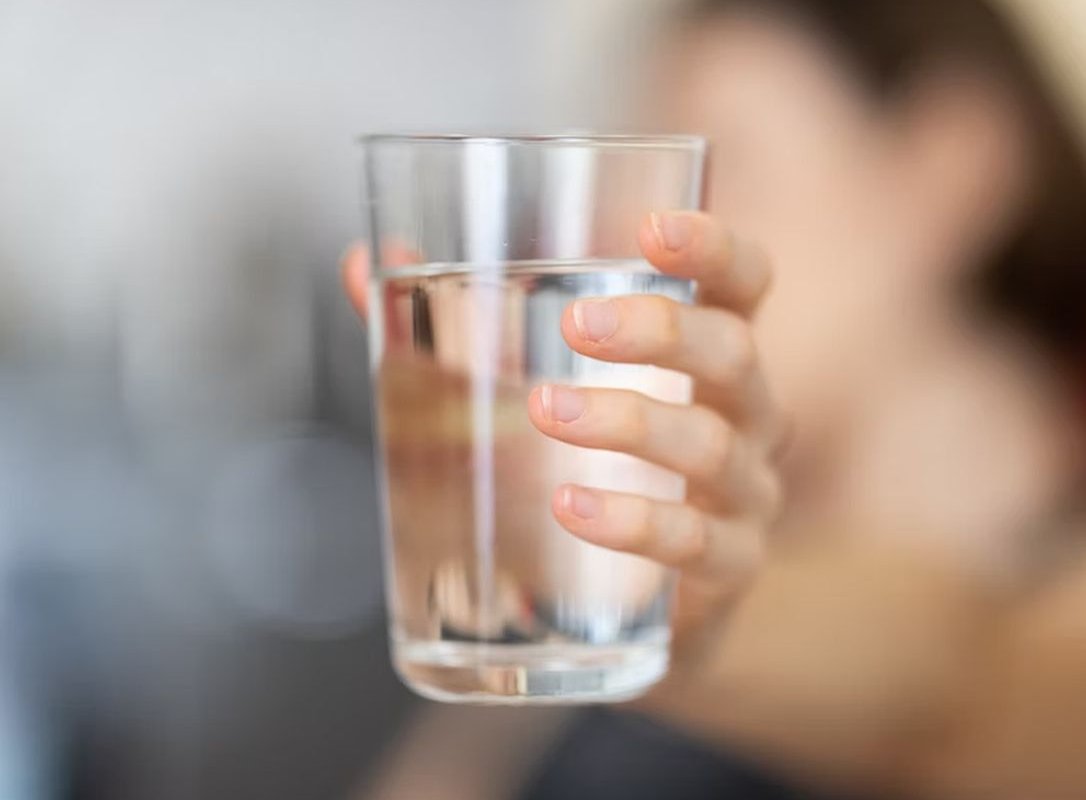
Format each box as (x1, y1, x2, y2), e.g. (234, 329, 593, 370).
(0, 0, 658, 797)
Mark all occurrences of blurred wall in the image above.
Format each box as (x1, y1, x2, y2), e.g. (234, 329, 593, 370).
(0, 1, 594, 798)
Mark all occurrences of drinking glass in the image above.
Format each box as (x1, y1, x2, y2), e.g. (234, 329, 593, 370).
(362, 134, 707, 703)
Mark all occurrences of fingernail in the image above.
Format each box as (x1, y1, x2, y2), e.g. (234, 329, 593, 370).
(572, 299, 618, 341)
(563, 485, 602, 519)
(653, 211, 693, 251)
(540, 385, 586, 423)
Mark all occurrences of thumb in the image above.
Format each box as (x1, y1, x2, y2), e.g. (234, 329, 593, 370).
(341, 243, 371, 319)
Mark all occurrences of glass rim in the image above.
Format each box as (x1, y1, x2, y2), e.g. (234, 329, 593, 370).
(358, 132, 707, 151)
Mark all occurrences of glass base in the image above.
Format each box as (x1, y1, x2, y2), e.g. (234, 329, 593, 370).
(392, 639, 668, 705)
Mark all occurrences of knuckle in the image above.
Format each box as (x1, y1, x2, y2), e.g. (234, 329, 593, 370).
(729, 237, 774, 312)
(614, 392, 651, 449)
(725, 322, 758, 380)
(673, 509, 711, 567)
(692, 213, 726, 255)
(743, 241, 774, 297)
(622, 495, 657, 553)
(694, 409, 734, 480)
(696, 220, 735, 282)
(703, 316, 756, 387)
(645, 296, 683, 358)
(691, 210, 716, 228)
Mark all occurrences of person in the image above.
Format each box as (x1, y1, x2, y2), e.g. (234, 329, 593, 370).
(345, 0, 1086, 797)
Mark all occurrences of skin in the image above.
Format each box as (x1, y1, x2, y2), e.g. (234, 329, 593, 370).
(653, 15, 1076, 575)
(349, 10, 1086, 799)
(344, 210, 783, 619)
(345, 210, 786, 798)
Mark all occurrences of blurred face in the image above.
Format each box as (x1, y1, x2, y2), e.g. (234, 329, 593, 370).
(655, 12, 958, 438)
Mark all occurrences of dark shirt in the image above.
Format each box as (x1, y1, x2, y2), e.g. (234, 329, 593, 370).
(520, 708, 832, 800)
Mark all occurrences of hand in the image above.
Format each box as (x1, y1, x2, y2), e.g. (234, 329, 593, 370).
(341, 211, 785, 665)
(522, 211, 784, 660)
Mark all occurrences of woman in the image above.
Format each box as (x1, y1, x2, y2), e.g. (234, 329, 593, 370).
(347, 0, 1086, 797)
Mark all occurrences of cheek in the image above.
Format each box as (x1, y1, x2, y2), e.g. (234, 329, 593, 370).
(751, 226, 901, 430)
(707, 137, 903, 422)
(753, 267, 853, 425)
(710, 126, 891, 242)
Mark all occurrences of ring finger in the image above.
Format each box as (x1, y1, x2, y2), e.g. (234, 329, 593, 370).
(560, 295, 775, 434)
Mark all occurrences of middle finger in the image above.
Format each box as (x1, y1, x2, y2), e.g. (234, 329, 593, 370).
(527, 384, 776, 514)
(560, 294, 772, 430)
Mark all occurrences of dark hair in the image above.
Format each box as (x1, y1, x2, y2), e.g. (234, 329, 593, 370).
(681, 0, 1086, 369)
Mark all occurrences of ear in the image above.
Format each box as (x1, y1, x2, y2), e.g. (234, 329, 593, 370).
(894, 64, 1035, 272)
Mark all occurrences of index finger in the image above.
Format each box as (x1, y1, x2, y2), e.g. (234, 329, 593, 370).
(637, 211, 772, 316)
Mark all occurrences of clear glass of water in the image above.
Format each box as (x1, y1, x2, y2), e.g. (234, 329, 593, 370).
(361, 134, 707, 703)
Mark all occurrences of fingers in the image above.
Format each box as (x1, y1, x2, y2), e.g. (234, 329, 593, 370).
(559, 295, 773, 431)
(552, 485, 764, 582)
(637, 211, 772, 316)
(527, 384, 778, 514)
(340, 243, 370, 318)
